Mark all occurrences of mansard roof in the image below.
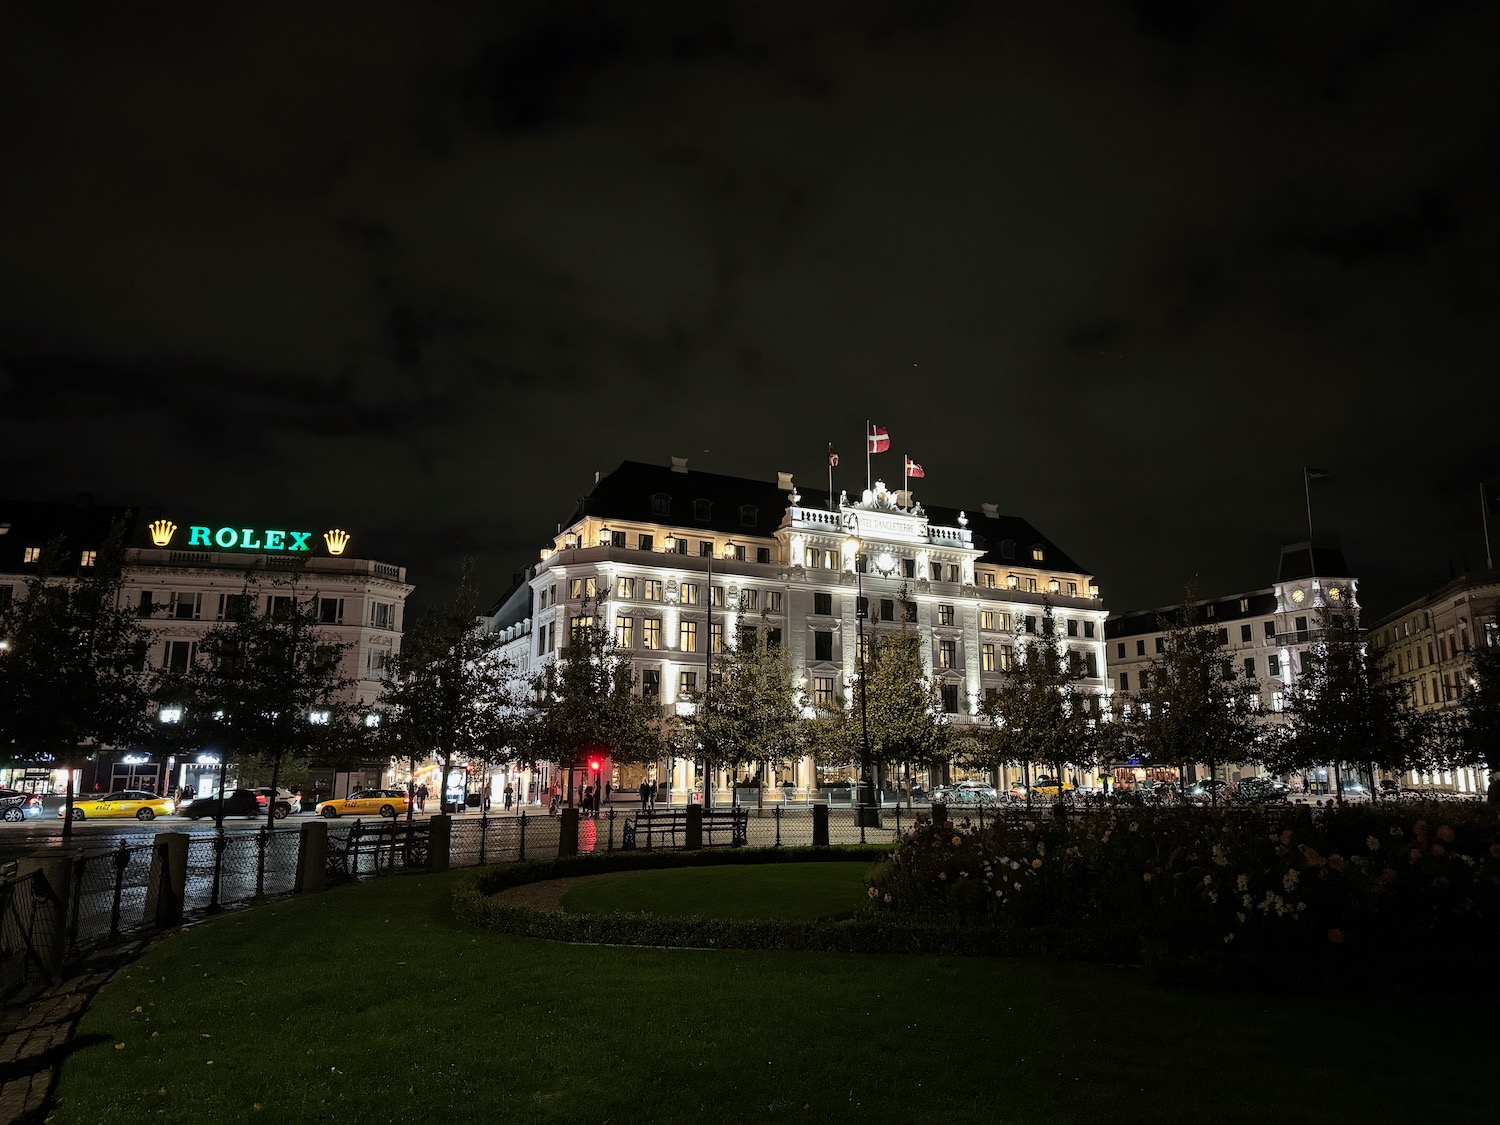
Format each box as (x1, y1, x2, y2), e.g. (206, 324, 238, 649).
(562, 461, 1092, 576)
(0, 498, 140, 576)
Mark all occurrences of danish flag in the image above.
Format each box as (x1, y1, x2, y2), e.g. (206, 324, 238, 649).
(904, 457, 925, 479)
(867, 424, 890, 453)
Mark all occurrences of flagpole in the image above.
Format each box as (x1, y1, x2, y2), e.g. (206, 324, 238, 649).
(865, 419, 871, 496)
(1483, 483, 1493, 571)
(828, 443, 835, 511)
(1303, 467, 1314, 545)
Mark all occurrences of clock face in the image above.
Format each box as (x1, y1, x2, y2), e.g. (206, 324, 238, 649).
(1328, 586, 1342, 601)
(1291, 588, 1305, 604)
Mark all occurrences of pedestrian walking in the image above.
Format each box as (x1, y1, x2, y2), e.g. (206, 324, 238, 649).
(416, 783, 428, 813)
(503, 782, 514, 811)
(638, 779, 650, 807)
(481, 788, 492, 812)
(604, 781, 612, 806)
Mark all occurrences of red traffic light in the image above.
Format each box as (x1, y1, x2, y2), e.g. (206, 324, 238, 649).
(589, 758, 601, 772)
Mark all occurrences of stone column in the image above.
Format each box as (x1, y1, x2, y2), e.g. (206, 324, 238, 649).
(143, 832, 189, 928)
(294, 820, 328, 893)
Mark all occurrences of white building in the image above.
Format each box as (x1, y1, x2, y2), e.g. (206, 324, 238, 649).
(0, 499, 412, 795)
(483, 458, 1109, 802)
(1104, 542, 1358, 790)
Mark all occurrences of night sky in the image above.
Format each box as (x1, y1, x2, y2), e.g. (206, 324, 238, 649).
(2, 1, 1497, 621)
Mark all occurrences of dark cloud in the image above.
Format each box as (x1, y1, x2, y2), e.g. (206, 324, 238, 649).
(1, 0, 1496, 618)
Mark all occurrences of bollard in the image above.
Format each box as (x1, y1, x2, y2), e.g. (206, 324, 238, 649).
(426, 813, 452, 873)
(15, 855, 72, 983)
(294, 820, 328, 894)
(685, 803, 704, 850)
(143, 832, 189, 928)
(558, 807, 580, 856)
(811, 802, 830, 847)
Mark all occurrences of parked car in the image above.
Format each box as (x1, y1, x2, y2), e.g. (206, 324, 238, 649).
(182, 789, 263, 819)
(1231, 777, 1286, 804)
(1029, 776, 1075, 798)
(59, 790, 176, 821)
(252, 787, 300, 819)
(0, 789, 44, 822)
(1186, 779, 1230, 802)
(316, 788, 411, 819)
(931, 780, 998, 805)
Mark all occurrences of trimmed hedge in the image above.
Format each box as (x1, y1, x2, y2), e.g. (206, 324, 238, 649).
(451, 845, 1141, 960)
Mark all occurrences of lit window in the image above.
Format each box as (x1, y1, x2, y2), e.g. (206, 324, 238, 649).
(643, 580, 662, 602)
(616, 577, 635, 599)
(1026, 577, 1038, 593)
(766, 591, 782, 612)
(710, 622, 723, 653)
(680, 671, 697, 695)
(641, 620, 661, 650)
(80, 550, 97, 567)
(938, 604, 955, 626)
(23, 547, 41, 564)
(982, 643, 996, 672)
(741, 590, 759, 611)
(1032, 545, 1045, 561)
(939, 639, 956, 669)
(813, 676, 836, 707)
(980, 610, 996, 631)
(679, 620, 697, 652)
(615, 616, 634, 648)
(999, 645, 1014, 671)
(983, 572, 996, 588)
(711, 586, 724, 608)
(680, 583, 699, 606)
(804, 547, 817, 568)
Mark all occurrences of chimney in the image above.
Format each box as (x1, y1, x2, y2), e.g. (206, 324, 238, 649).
(670, 456, 689, 474)
(777, 472, 794, 491)
(981, 503, 999, 519)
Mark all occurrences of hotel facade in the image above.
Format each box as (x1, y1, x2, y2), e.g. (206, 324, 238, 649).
(484, 459, 1110, 802)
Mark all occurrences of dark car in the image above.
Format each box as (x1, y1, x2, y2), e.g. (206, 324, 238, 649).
(0, 789, 44, 822)
(182, 789, 263, 819)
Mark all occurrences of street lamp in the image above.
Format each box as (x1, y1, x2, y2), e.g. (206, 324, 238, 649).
(844, 529, 877, 827)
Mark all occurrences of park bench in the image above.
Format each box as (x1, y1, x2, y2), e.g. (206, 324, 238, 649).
(622, 807, 748, 850)
(327, 818, 429, 878)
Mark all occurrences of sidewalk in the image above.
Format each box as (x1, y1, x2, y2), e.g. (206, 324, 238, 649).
(0, 945, 144, 1123)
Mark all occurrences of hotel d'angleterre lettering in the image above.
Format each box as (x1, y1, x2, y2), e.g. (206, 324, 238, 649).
(146, 519, 352, 557)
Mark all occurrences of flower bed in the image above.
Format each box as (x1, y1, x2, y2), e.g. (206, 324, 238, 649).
(869, 802, 1500, 987)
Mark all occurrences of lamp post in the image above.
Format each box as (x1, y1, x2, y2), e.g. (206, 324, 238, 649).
(704, 540, 714, 809)
(844, 530, 876, 826)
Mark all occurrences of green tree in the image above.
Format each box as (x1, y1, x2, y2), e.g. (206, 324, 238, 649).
(1279, 606, 1421, 798)
(521, 598, 662, 807)
(0, 526, 155, 838)
(858, 627, 951, 796)
(1131, 586, 1261, 801)
(974, 603, 1087, 807)
(681, 611, 803, 806)
(377, 561, 519, 814)
(157, 569, 360, 830)
(1448, 641, 1500, 790)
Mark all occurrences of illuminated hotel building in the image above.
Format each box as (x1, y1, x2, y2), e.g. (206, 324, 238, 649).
(0, 499, 412, 795)
(1104, 543, 1358, 789)
(1367, 571, 1500, 796)
(484, 458, 1109, 800)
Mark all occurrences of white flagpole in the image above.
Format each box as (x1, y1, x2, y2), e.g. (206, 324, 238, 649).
(903, 457, 908, 498)
(828, 444, 834, 510)
(1303, 468, 1315, 544)
(1482, 483, 1493, 571)
(865, 420, 871, 496)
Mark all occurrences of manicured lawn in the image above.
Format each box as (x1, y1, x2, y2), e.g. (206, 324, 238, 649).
(560, 861, 873, 920)
(52, 871, 1489, 1124)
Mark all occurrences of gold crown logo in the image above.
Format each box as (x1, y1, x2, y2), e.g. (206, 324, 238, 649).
(148, 519, 177, 547)
(324, 528, 350, 556)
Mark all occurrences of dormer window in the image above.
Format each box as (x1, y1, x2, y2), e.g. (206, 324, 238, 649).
(651, 493, 671, 517)
(739, 504, 758, 527)
(1031, 544, 1045, 562)
(693, 499, 712, 522)
(1000, 540, 1016, 560)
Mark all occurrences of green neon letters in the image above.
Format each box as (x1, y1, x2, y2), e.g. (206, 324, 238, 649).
(186, 526, 314, 552)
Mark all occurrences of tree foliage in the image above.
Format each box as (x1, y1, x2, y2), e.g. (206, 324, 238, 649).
(858, 627, 951, 771)
(973, 603, 1088, 801)
(376, 560, 519, 812)
(1275, 606, 1422, 795)
(157, 569, 360, 829)
(1131, 585, 1262, 796)
(0, 525, 155, 834)
(681, 613, 803, 792)
(521, 598, 662, 803)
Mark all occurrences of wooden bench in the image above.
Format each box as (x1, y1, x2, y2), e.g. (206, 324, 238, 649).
(329, 819, 429, 877)
(622, 807, 748, 850)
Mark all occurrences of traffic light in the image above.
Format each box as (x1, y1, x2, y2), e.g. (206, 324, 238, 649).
(589, 757, 602, 774)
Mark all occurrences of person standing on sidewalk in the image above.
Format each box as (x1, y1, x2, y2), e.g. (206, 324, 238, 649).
(503, 782, 514, 811)
(416, 783, 428, 813)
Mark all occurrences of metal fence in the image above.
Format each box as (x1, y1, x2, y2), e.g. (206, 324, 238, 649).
(2, 868, 64, 1002)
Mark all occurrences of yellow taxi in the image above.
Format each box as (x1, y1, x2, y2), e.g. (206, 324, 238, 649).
(60, 790, 176, 822)
(1029, 776, 1076, 798)
(315, 788, 411, 819)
